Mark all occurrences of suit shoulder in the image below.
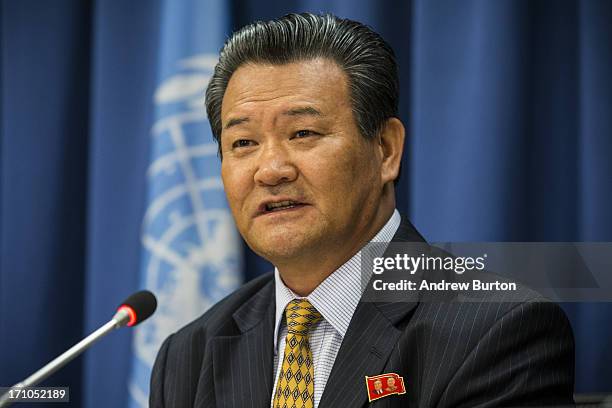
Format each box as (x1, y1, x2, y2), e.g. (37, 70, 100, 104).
(410, 284, 573, 359)
(150, 274, 274, 407)
(406, 291, 574, 406)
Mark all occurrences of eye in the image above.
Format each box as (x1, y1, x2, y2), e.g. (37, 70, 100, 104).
(231, 139, 256, 149)
(293, 130, 317, 139)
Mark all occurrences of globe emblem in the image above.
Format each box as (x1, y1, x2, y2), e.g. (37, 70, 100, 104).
(128, 54, 241, 405)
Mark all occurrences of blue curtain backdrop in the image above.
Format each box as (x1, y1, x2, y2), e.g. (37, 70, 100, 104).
(1, 1, 611, 407)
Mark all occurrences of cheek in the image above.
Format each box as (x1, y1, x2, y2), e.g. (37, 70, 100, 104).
(333, 149, 380, 207)
(221, 164, 250, 208)
(329, 145, 377, 185)
(301, 148, 372, 210)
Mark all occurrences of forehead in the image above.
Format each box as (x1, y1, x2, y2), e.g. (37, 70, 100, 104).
(221, 58, 351, 123)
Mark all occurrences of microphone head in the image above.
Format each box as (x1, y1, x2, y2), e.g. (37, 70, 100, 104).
(117, 290, 157, 326)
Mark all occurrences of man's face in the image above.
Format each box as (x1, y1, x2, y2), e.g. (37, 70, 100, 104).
(387, 377, 395, 387)
(374, 380, 382, 391)
(220, 58, 385, 264)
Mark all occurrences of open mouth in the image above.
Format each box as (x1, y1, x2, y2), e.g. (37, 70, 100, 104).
(259, 200, 306, 215)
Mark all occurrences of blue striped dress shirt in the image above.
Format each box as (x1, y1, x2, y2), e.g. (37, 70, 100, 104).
(271, 209, 401, 408)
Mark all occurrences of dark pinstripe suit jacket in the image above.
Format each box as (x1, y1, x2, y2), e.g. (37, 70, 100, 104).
(150, 218, 575, 407)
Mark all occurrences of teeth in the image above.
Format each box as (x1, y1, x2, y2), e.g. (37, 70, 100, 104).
(266, 201, 297, 211)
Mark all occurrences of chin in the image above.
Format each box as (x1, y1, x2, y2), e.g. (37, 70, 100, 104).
(249, 232, 320, 262)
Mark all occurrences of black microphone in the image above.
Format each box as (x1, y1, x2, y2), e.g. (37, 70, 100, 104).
(116, 290, 158, 327)
(0, 290, 157, 407)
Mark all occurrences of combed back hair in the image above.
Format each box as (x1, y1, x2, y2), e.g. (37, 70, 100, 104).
(205, 13, 399, 157)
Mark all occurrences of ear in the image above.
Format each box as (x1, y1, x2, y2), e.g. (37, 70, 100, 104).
(378, 117, 405, 185)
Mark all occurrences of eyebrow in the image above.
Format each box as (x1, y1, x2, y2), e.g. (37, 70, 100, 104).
(282, 106, 323, 117)
(223, 106, 323, 131)
(224, 117, 249, 130)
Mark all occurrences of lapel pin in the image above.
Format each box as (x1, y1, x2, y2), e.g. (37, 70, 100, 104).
(365, 373, 406, 402)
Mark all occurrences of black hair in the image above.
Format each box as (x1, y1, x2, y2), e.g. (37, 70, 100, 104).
(205, 13, 399, 159)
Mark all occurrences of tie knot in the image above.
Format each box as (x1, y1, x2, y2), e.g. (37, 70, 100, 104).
(285, 299, 322, 336)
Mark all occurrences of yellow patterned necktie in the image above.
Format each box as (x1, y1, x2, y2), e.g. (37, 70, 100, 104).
(273, 299, 322, 408)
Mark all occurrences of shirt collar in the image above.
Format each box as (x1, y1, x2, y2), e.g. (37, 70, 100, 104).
(273, 209, 401, 350)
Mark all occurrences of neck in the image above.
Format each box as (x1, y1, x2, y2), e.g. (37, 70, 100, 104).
(276, 204, 395, 296)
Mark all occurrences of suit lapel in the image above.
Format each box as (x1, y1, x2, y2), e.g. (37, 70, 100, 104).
(319, 216, 424, 407)
(318, 300, 416, 407)
(208, 282, 276, 408)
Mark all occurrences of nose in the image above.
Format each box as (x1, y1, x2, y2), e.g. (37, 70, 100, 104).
(253, 143, 298, 186)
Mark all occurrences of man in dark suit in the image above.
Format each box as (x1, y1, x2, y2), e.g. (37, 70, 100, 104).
(374, 380, 384, 395)
(150, 13, 574, 407)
